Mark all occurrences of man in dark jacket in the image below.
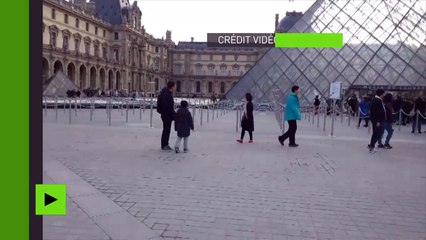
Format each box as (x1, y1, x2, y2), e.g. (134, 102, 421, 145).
(158, 81, 176, 150)
(368, 89, 386, 152)
(412, 97, 425, 133)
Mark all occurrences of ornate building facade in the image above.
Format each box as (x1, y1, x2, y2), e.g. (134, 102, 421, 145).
(43, 0, 172, 95)
(42, 0, 266, 97)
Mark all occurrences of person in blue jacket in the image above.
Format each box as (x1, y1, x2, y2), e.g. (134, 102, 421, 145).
(278, 85, 301, 147)
(358, 96, 370, 127)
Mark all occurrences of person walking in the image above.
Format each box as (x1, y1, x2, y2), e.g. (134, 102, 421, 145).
(174, 101, 194, 153)
(348, 94, 359, 117)
(314, 95, 320, 115)
(358, 96, 370, 128)
(368, 89, 386, 153)
(157, 81, 176, 151)
(377, 93, 394, 149)
(237, 93, 254, 143)
(412, 96, 425, 134)
(278, 86, 301, 147)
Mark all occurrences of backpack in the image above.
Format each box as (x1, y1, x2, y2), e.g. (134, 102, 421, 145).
(156, 93, 162, 114)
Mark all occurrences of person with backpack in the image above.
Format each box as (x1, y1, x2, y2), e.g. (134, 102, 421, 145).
(367, 89, 386, 153)
(174, 100, 194, 153)
(157, 81, 176, 151)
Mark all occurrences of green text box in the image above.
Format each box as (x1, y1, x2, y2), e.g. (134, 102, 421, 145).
(275, 33, 343, 48)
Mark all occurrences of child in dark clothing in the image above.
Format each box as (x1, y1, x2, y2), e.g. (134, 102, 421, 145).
(174, 101, 194, 153)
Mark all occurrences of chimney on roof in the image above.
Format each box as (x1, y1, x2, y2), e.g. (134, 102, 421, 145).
(191, 37, 194, 42)
(275, 13, 279, 31)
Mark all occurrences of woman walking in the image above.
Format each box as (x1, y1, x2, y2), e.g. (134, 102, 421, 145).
(237, 93, 254, 143)
(378, 93, 394, 149)
(278, 86, 301, 147)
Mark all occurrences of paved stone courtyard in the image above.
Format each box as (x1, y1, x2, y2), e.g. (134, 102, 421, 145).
(43, 108, 426, 240)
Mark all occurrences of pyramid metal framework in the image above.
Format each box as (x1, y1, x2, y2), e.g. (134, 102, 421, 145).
(225, 0, 426, 106)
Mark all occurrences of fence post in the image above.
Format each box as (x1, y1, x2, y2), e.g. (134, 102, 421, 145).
(317, 106, 320, 128)
(126, 100, 129, 123)
(90, 98, 93, 121)
(150, 96, 153, 128)
(44, 97, 47, 116)
(207, 105, 210, 123)
(323, 106, 327, 132)
(236, 109, 239, 133)
(139, 100, 142, 121)
(331, 102, 336, 137)
(200, 104, 203, 127)
(415, 111, 419, 134)
(68, 99, 72, 124)
(348, 110, 351, 127)
(55, 96, 58, 121)
(74, 98, 77, 117)
(108, 98, 112, 126)
(398, 109, 402, 132)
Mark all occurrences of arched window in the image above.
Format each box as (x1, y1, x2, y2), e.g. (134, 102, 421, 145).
(196, 81, 201, 93)
(208, 82, 213, 93)
(220, 82, 225, 94)
(232, 65, 239, 76)
(155, 78, 159, 91)
(176, 81, 181, 93)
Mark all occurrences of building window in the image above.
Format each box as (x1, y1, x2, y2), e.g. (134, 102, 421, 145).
(208, 65, 215, 76)
(247, 55, 251, 61)
(222, 54, 225, 61)
(220, 65, 227, 76)
(113, 49, 119, 61)
(208, 82, 213, 93)
(155, 78, 159, 91)
(154, 59, 160, 71)
(94, 45, 99, 58)
(103, 30, 106, 38)
(85, 41, 90, 55)
(174, 64, 183, 75)
(64, 14, 68, 24)
(76, 18, 80, 28)
(102, 47, 107, 59)
(245, 64, 252, 72)
(233, 65, 239, 76)
(86, 23, 89, 31)
(196, 81, 201, 93)
(210, 55, 213, 61)
(75, 38, 80, 54)
(197, 54, 201, 60)
(63, 36, 69, 51)
(51, 9, 56, 19)
(176, 81, 181, 93)
(95, 26, 98, 35)
(50, 32, 57, 48)
(114, 32, 119, 40)
(195, 64, 202, 76)
(234, 54, 239, 61)
(155, 47, 159, 53)
(220, 82, 225, 94)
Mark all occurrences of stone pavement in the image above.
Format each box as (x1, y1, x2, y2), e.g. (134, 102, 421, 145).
(43, 108, 426, 240)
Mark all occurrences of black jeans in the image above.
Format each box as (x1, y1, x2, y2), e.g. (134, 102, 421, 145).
(369, 121, 384, 147)
(161, 115, 173, 148)
(358, 117, 369, 126)
(240, 129, 253, 141)
(281, 120, 297, 145)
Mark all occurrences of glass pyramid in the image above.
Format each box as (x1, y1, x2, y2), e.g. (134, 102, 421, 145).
(226, 0, 426, 106)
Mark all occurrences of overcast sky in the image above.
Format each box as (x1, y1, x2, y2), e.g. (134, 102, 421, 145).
(136, 0, 316, 42)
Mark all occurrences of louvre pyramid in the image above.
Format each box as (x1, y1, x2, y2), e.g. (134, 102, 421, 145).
(226, 0, 426, 105)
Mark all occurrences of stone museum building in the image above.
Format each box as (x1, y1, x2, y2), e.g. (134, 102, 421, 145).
(42, 0, 265, 97)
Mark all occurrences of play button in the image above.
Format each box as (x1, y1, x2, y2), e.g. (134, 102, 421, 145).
(44, 193, 57, 206)
(36, 184, 67, 215)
